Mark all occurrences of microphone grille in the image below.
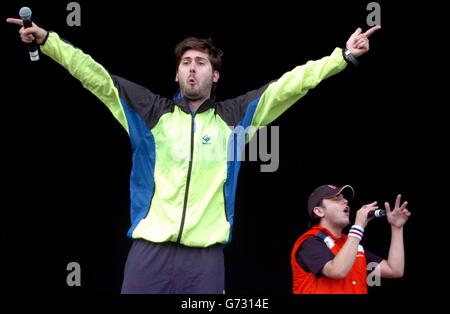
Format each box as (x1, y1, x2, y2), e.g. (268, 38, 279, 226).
(19, 7, 32, 20)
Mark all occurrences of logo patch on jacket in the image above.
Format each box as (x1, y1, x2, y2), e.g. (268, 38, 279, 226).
(202, 134, 211, 144)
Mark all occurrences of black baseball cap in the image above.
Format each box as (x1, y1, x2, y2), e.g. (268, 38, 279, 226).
(307, 184, 355, 216)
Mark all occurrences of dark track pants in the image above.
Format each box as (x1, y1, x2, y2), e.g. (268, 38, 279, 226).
(121, 239, 224, 294)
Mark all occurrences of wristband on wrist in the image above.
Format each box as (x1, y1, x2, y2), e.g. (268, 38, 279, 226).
(342, 48, 359, 66)
(348, 224, 364, 241)
(40, 30, 51, 46)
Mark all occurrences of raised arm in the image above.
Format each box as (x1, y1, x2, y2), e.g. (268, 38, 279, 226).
(6, 18, 129, 132)
(377, 194, 411, 278)
(251, 25, 381, 130)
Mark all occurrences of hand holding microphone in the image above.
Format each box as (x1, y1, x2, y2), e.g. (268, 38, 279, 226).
(354, 201, 379, 228)
(19, 7, 39, 61)
(6, 7, 48, 61)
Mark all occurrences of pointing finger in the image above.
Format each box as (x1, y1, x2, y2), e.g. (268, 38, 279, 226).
(6, 18, 23, 26)
(364, 25, 381, 37)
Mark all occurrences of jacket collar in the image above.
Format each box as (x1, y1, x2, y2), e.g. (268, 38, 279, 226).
(176, 97, 214, 114)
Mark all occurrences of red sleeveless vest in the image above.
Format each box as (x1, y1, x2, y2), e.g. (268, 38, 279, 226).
(291, 225, 368, 294)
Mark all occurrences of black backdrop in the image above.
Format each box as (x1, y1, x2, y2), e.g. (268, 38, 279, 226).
(0, 0, 438, 304)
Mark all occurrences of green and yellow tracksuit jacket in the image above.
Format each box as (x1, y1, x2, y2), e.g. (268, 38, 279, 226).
(41, 32, 347, 247)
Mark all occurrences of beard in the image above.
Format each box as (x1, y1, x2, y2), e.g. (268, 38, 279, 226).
(179, 78, 213, 101)
(182, 85, 202, 100)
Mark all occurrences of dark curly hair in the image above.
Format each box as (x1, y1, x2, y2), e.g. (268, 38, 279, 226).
(174, 37, 223, 72)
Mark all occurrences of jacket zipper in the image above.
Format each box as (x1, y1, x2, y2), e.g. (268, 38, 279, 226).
(176, 114, 195, 243)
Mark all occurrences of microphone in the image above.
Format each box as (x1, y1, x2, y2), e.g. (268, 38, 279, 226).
(19, 7, 39, 62)
(368, 209, 386, 218)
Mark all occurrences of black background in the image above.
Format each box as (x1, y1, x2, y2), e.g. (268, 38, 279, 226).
(0, 0, 440, 305)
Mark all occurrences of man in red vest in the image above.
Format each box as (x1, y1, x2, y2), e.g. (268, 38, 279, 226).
(291, 184, 411, 294)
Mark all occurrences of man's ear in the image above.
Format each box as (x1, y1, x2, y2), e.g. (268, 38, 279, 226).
(175, 72, 179, 82)
(313, 206, 325, 218)
(213, 70, 220, 83)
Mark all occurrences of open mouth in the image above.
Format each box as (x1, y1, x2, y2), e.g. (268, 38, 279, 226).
(343, 207, 350, 215)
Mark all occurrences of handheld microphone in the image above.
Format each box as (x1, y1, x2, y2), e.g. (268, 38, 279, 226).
(368, 209, 386, 218)
(19, 7, 39, 62)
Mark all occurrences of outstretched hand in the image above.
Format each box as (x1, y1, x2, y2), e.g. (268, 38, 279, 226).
(346, 25, 381, 57)
(386, 194, 411, 228)
(6, 18, 48, 45)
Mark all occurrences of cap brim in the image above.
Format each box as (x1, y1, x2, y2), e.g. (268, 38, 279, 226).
(335, 185, 355, 199)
